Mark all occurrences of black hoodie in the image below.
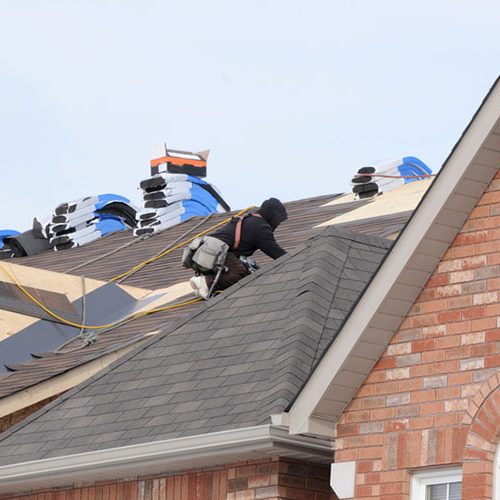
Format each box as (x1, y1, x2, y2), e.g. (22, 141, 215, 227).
(211, 198, 287, 259)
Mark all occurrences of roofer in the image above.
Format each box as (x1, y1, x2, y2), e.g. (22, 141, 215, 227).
(183, 198, 288, 299)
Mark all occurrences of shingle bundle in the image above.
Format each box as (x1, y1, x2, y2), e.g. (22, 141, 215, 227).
(351, 156, 432, 199)
(135, 173, 230, 237)
(0, 230, 20, 250)
(36, 194, 137, 251)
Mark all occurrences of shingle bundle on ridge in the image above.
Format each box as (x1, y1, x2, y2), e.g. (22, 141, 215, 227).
(351, 156, 433, 199)
(134, 147, 230, 237)
(134, 173, 229, 236)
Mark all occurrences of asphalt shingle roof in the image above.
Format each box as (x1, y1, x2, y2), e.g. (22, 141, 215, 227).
(0, 194, 410, 400)
(0, 226, 391, 465)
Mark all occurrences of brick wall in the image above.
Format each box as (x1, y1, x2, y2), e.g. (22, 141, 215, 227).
(334, 170, 500, 499)
(0, 458, 338, 500)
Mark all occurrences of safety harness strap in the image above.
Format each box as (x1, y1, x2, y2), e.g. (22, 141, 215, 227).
(233, 213, 261, 251)
(234, 217, 244, 251)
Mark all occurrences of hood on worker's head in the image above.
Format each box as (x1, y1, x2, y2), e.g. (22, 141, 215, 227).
(257, 198, 288, 230)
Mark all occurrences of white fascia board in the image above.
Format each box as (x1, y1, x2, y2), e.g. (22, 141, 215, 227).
(0, 425, 333, 494)
(288, 78, 500, 436)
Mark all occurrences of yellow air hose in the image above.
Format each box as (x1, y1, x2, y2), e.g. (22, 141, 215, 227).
(110, 206, 255, 282)
(0, 206, 255, 330)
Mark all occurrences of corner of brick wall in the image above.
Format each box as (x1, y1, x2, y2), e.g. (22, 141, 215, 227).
(335, 169, 500, 499)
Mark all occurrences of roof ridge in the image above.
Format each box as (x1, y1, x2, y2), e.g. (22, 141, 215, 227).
(256, 234, 354, 422)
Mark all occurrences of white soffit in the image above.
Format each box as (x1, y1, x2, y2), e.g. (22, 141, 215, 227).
(0, 425, 333, 494)
(288, 77, 500, 435)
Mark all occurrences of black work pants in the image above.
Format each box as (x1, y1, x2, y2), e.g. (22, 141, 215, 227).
(205, 253, 250, 291)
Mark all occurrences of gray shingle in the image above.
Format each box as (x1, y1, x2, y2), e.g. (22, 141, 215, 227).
(0, 226, 390, 466)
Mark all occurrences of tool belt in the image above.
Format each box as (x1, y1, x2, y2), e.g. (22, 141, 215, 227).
(182, 236, 229, 274)
(182, 215, 251, 274)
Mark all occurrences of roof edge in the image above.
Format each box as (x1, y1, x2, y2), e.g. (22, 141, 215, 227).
(288, 76, 500, 435)
(0, 425, 333, 494)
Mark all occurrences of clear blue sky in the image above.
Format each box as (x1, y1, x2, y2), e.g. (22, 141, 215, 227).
(1, 0, 499, 230)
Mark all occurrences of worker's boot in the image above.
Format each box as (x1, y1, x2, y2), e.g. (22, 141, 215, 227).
(189, 275, 210, 300)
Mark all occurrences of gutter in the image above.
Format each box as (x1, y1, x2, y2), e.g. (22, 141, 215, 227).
(0, 425, 333, 494)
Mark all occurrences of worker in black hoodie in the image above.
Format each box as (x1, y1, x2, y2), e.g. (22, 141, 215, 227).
(190, 198, 288, 298)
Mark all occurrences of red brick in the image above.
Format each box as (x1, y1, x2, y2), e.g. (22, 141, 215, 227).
(448, 320, 471, 334)
(372, 381, 398, 395)
(411, 338, 436, 352)
(335, 424, 360, 437)
(355, 484, 374, 497)
(426, 274, 449, 287)
(484, 354, 500, 368)
(380, 480, 405, 494)
(447, 243, 476, 258)
(471, 317, 497, 331)
(487, 276, 500, 290)
(435, 386, 460, 400)
(470, 342, 496, 357)
(422, 298, 447, 313)
(434, 335, 461, 349)
(356, 461, 375, 473)
(476, 240, 500, 255)
(454, 230, 489, 246)
(410, 389, 435, 403)
(437, 309, 462, 323)
(368, 407, 395, 421)
(360, 396, 386, 409)
(445, 345, 471, 360)
(335, 449, 358, 461)
(485, 329, 500, 342)
(384, 419, 409, 432)
(410, 363, 434, 376)
(469, 206, 490, 218)
(463, 255, 488, 269)
(373, 357, 397, 370)
(345, 410, 370, 423)
(409, 416, 433, 429)
(421, 350, 446, 363)
(486, 302, 500, 316)
(462, 305, 487, 320)
(420, 401, 445, 416)
(487, 251, 500, 264)
(448, 371, 473, 385)
(358, 446, 383, 459)
(478, 190, 500, 205)
(447, 295, 472, 309)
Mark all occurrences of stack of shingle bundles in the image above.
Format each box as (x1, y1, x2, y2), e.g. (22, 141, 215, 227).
(39, 194, 137, 251)
(135, 173, 230, 237)
(0, 230, 20, 259)
(351, 156, 432, 199)
(0, 230, 20, 250)
(1, 229, 49, 258)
